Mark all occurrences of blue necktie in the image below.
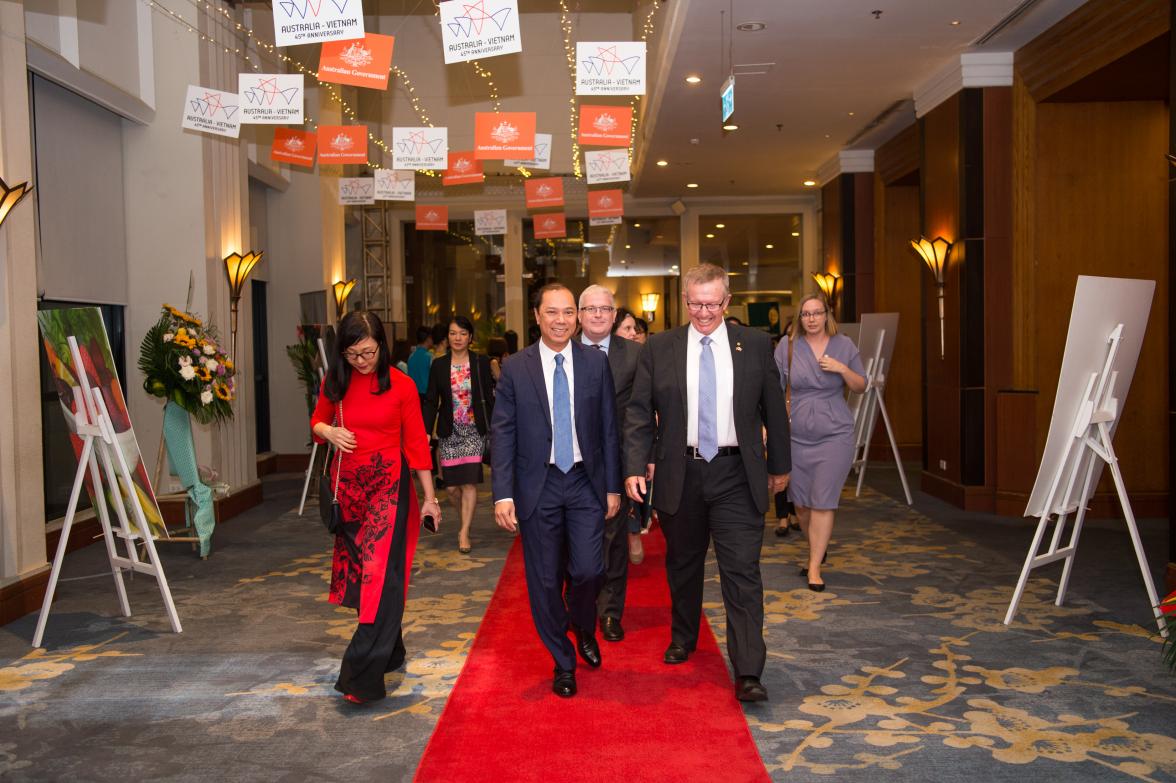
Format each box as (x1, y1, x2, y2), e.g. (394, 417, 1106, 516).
(698, 336, 718, 461)
(553, 354, 574, 472)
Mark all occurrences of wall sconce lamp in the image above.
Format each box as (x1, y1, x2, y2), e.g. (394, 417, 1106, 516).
(640, 292, 660, 322)
(0, 176, 33, 230)
(223, 250, 263, 360)
(811, 271, 841, 315)
(910, 236, 951, 358)
(333, 279, 357, 320)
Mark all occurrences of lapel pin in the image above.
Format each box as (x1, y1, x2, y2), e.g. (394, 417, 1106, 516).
(735, 342, 743, 352)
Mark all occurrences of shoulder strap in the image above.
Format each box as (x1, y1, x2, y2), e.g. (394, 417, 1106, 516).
(786, 337, 793, 408)
(332, 401, 344, 500)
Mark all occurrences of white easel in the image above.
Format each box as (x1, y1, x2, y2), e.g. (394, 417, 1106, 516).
(1003, 323, 1165, 635)
(851, 327, 913, 505)
(33, 336, 183, 647)
(297, 338, 330, 516)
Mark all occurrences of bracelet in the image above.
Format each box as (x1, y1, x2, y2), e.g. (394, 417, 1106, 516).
(423, 497, 438, 504)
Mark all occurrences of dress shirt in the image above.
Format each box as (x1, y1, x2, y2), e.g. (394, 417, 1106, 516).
(686, 321, 738, 448)
(538, 340, 584, 464)
(580, 333, 611, 354)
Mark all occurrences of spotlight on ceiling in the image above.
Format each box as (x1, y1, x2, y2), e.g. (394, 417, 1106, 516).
(686, 183, 699, 188)
(722, 123, 739, 131)
(736, 21, 766, 31)
(656, 159, 669, 166)
(685, 74, 702, 84)
(803, 180, 817, 187)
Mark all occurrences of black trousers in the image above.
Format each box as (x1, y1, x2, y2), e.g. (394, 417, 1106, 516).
(334, 459, 411, 701)
(659, 454, 767, 678)
(596, 496, 632, 620)
(520, 464, 605, 672)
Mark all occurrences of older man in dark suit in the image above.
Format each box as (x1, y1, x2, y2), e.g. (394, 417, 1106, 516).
(492, 283, 622, 698)
(625, 263, 790, 702)
(576, 284, 642, 643)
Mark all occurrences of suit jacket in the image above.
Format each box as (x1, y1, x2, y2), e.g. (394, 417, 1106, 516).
(491, 340, 622, 521)
(624, 323, 790, 516)
(422, 351, 495, 438)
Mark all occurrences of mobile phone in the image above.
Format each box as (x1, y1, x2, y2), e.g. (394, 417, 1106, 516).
(422, 514, 438, 533)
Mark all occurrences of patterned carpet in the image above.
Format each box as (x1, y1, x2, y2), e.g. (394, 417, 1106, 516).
(0, 472, 1172, 782)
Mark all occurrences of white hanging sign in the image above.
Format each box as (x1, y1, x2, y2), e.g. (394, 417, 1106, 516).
(439, 0, 522, 64)
(584, 148, 630, 184)
(576, 42, 646, 95)
(339, 177, 375, 205)
(589, 216, 622, 226)
(374, 169, 415, 201)
(504, 132, 552, 169)
(181, 85, 241, 138)
(392, 126, 449, 170)
(475, 209, 508, 236)
(239, 74, 304, 124)
(272, 0, 365, 48)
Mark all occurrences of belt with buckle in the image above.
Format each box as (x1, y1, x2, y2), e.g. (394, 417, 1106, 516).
(685, 446, 740, 460)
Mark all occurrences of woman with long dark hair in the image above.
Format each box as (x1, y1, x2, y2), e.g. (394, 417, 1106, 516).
(311, 310, 441, 704)
(422, 315, 495, 554)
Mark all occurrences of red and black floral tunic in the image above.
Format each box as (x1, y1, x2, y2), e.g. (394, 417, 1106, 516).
(311, 369, 432, 623)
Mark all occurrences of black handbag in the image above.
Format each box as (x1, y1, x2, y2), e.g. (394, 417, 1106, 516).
(318, 401, 346, 535)
(478, 356, 492, 465)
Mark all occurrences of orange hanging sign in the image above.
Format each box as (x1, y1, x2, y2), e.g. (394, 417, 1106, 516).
(271, 128, 317, 167)
(416, 205, 449, 231)
(318, 33, 395, 90)
(588, 188, 624, 219)
(533, 212, 567, 239)
(443, 151, 485, 185)
(577, 104, 632, 147)
(524, 177, 564, 209)
(317, 125, 368, 165)
(474, 111, 536, 160)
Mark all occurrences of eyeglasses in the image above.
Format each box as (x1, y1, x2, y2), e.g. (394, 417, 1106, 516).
(799, 310, 827, 319)
(581, 305, 616, 315)
(685, 300, 726, 313)
(344, 348, 378, 362)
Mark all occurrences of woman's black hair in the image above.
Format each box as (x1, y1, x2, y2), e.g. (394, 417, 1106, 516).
(612, 307, 638, 335)
(323, 310, 392, 401)
(487, 337, 508, 360)
(449, 315, 475, 337)
(634, 317, 649, 335)
(503, 330, 518, 354)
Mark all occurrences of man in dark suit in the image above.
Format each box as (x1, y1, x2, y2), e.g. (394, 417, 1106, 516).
(576, 284, 642, 643)
(625, 263, 791, 702)
(492, 283, 622, 698)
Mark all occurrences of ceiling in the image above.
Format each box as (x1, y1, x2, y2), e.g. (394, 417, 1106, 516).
(278, 0, 1092, 199)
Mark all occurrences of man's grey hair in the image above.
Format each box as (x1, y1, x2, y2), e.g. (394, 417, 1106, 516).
(681, 263, 731, 295)
(578, 284, 616, 308)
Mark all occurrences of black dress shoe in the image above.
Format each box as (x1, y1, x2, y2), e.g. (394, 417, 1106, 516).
(573, 626, 602, 668)
(798, 551, 829, 577)
(774, 525, 789, 538)
(808, 581, 826, 592)
(735, 676, 768, 702)
(552, 668, 577, 698)
(663, 642, 690, 664)
(599, 616, 624, 642)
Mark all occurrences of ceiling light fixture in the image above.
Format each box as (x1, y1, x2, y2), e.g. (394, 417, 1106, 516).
(803, 180, 817, 187)
(656, 159, 669, 166)
(686, 183, 699, 188)
(735, 21, 766, 31)
(791, 231, 800, 237)
(715, 223, 725, 229)
(951, 20, 961, 25)
(706, 233, 715, 238)
(633, 222, 641, 227)
(685, 74, 702, 84)
(765, 244, 774, 249)
(722, 123, 739, 131)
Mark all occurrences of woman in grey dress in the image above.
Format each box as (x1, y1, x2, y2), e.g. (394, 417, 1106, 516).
(774, 293, 865, 591)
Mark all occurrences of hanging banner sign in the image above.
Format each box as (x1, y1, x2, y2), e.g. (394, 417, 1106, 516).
(439, 0, 522, 64)
(588, 188, 624, 220)
(318, 33, 395, 90)
(339, 177, 375, 205)
(577, 104, 632, 147)
(181, 85, 241, 138)
(721, 75, 735, 123)
(504, 132, 551, 169)
(273, 0, 364, 48)
(374, 169, 414, 200)
(443, 151, 484, 186)
(239, 74, 304, 124)
(392, 126, 448, 170)
(416, 205, 449, 231)
(524, 177, 564, 209)
(475, 209, 507, 236)
(271, 128, 317, 167)
(576, 42, 646, 96)
(533, 212, 567, 239)
(474, 111, 536, 160)
(584, 148, 630, 184)
(317, 125, 368, 165)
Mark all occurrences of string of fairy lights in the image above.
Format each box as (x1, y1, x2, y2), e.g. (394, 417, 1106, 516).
(144, 0, 660, 189)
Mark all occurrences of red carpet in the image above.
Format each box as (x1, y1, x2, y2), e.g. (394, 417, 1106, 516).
(414, 530, 771, 783)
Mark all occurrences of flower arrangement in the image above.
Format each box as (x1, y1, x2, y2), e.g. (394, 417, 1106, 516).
(139, 304, 236, 424)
